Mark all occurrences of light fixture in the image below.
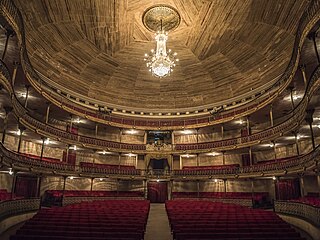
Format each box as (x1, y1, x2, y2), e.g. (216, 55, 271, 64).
(16, 129, 21, 136)
(8, 168, 13, 175)
(214, 179, 218, 183)
(102, 150, 106, 155)
(143, 5, 180, 78)
(144, 29, 178, 78)
(272, 176, 276, 180)
(73, 145, 77, 151)
(128, 153, 135, 157)
(156, 179, 160, 182)
(69, 176, 74, 180)
(99, 178, 103, 181)
(44, 138, 50, 145)
(182, 129, 193, 135)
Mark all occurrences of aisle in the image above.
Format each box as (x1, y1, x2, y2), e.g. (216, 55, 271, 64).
(144, 203, 173, 240)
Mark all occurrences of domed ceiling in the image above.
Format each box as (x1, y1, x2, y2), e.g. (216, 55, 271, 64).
(15, 0, 308, 113)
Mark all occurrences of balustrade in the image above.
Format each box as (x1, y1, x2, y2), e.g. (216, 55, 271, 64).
(0, 0, 320, 129)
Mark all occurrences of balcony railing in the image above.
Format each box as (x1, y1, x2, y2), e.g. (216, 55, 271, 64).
(0, 198, 40, 220)
(274, 200, 320, 227)
(1, 143, 319, 178)
(0, 0, 320, 129)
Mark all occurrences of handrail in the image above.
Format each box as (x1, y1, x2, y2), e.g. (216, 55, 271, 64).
(274, 200, 320, 227)
(0, 0, 319, 129)
(1, 142, 319, 178)
(0, 198, 40, 220)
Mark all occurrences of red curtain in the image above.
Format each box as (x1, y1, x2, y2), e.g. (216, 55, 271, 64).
(147, 182, 168, 203)
(275, 179, 300, 200)
(15, 176, 37, 198)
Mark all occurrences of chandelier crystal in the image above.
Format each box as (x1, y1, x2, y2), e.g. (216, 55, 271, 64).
(144, 30, 179, 78)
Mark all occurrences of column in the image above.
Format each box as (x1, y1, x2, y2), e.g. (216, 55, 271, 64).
(294, 132, 300, 156)
(135, 154, 138, 169)
(273, 177, 278, 201)
(223, 179, 227, 197)
(168, 180, 173, 200)
(90, 178, 94, 191)
(11, 61, 20, 87)
(272, 141, 277, 160)
(221, 124, 224, 140)
(317, 173, 320, 196)
(24, 85, 30, 108)
(118, 152, 121, 170)
(144, 131, 147, 144)
(222, 151, 225, 165)
(171, 131, 175, 145)
(305, 109, 315, 149)
(62, 176, 67, 198)
(36, 175, 42, 198)
(289, 86, 295, 110)
(299, 175, 304, 197)
(179, 155, 183, 169)
(1, 29, 14, 60)
(17, 126, 26, 153)
(299, 65, 308, 88)
(249, 147, 253, 165)
(11, 171, 17, 199)
(45, 103, 51, 124)
(197, 180, 200, 198)
(196, 153, 200, 167)
(1, 106, 13, 144)
(246, 116, 250, 135)
(64, 144, 70, 162)
(95, 123, 98, 138)
(309, 32, 320, 64)
(40, 137, 46, 160)
(251, 179, 255, 206)
(143, 179, 147, 199)
(269, 105, 274, 127)
(119, 128, 122, 143)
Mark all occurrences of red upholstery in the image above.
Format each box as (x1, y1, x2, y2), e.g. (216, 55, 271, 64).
(80, 162, 136, 170)
(182, 164, 240, 171)
(11, 200, 150, 240)
(172, 192, 268, 202)
(166, 200, 305, 240)
(0, 189, 13, 201)
(44, 190, 144, 198)
(290, 197, 320, 207)
(20, 153, 63, 164)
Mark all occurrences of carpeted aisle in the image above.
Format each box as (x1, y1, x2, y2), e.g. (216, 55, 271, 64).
(145, 203, 173, 240)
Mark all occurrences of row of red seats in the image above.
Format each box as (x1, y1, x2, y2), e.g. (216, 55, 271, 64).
(172, 192, 268, 202)
(255, 156, 296, 165)
(0, 189, 12, 201)
(45, 190, 144, 198)
(20, 152, 64, 164)
(289, 196, 320, 207)
(165, 200, 305, 240)
(182, 164, 240, 171)
(11, 200, 150, 240)
(80, 162, 136, 170)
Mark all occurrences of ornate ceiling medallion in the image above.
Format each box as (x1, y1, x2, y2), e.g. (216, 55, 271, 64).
(142, 5, 181, 32)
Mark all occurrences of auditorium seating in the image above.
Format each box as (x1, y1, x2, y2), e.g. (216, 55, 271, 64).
(20, 153, 62, 163)
(290, 196, 320, 207)
(80, 162, 136, 170)
(172, 192, 268, 202)
(10, 200, 150, 240)
(0, 189, 13, 201)
(182, 164, 240, 171)
(166, 200, 306, 240)
(43, 190, 144, 206)
(255, 156, 296, 165)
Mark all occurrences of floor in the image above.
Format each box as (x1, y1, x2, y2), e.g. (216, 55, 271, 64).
(144, 203, 173, 240)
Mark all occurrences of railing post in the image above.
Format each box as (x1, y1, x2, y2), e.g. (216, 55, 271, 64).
(1, 106, 13, 144)
(17, 125, 26, 153)
(305, 109, 315, 149)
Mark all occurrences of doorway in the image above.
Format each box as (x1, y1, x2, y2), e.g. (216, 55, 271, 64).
(147, 181, 168, 203)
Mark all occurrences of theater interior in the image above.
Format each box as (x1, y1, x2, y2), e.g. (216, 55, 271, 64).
(0, 0, 320, 239)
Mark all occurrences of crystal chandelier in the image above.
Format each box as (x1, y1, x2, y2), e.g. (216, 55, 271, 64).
(144, 26, 179, 78)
